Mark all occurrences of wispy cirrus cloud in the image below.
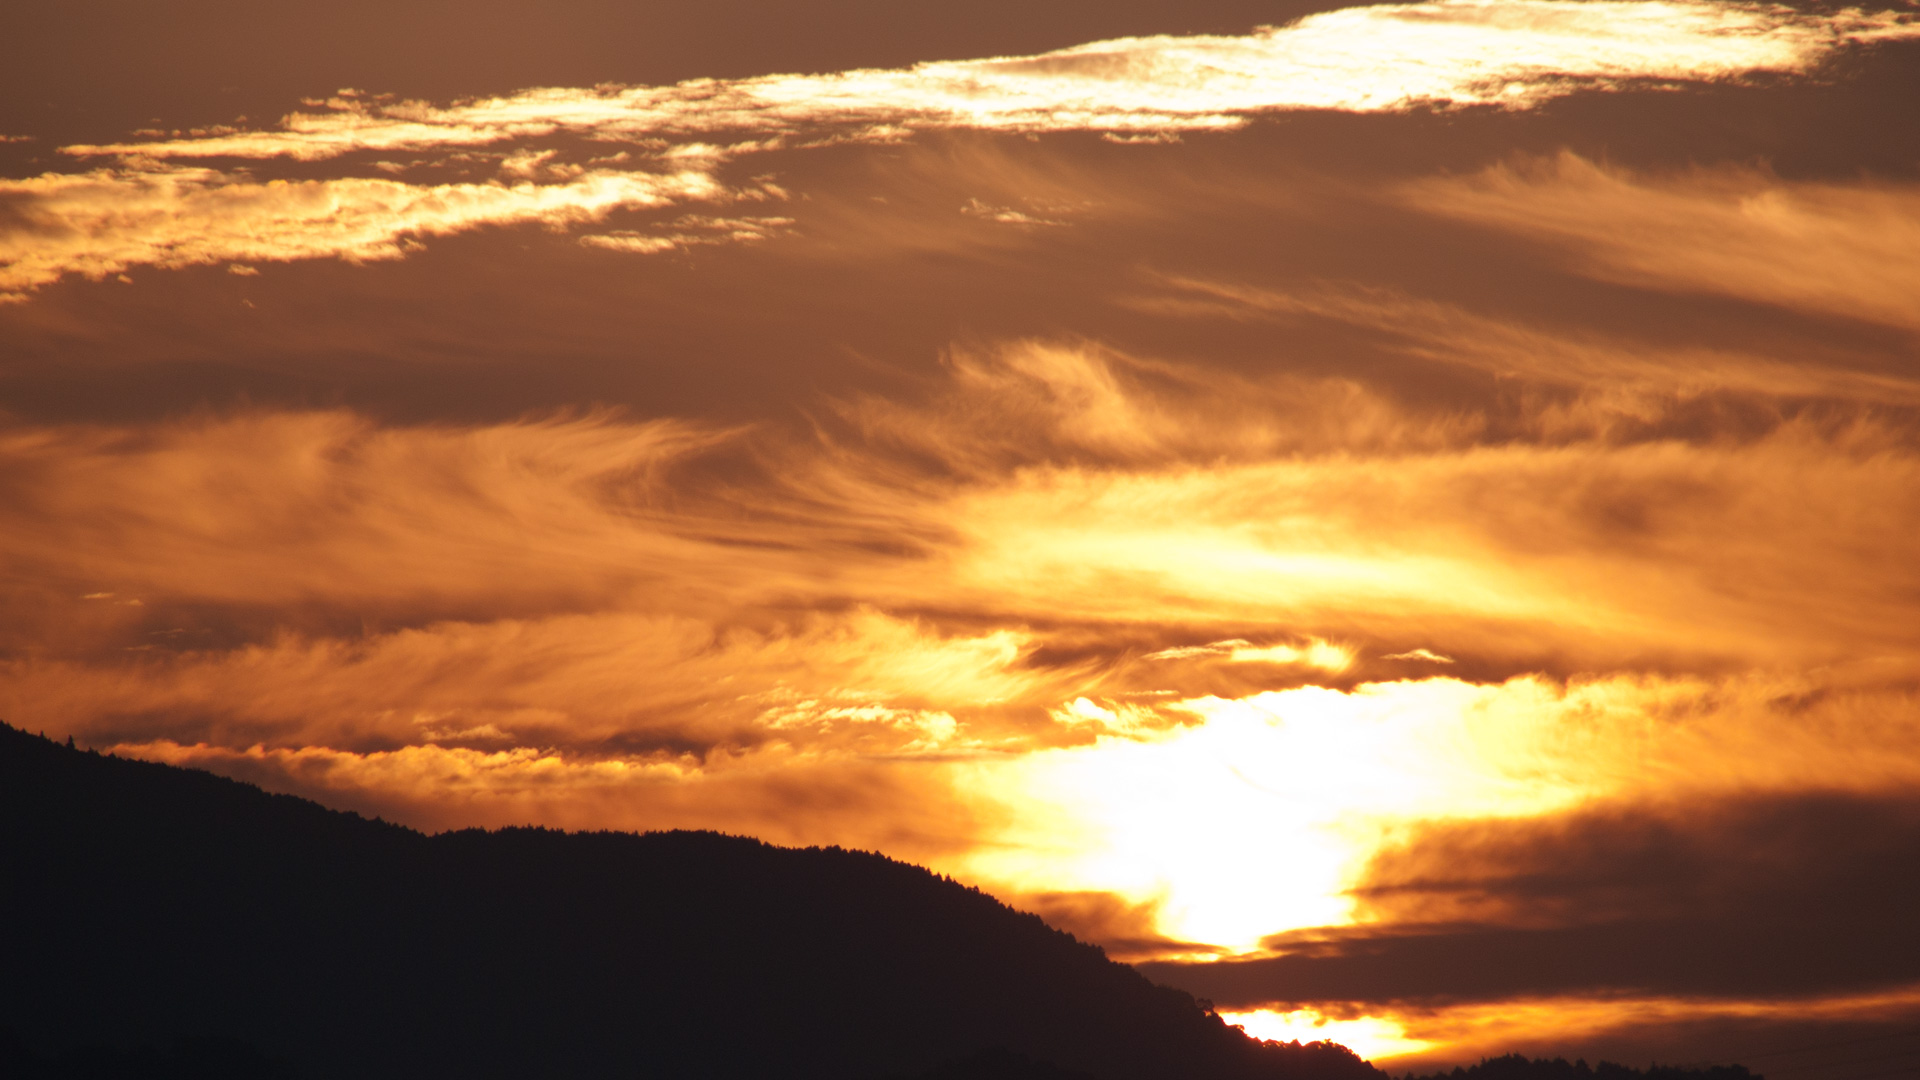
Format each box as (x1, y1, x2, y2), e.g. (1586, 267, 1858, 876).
(1141, 639, 1353, 669)
(579, 213, 796, 254)
(1402, 153, 1920, 332)
(103, 734, 1004, 865)
(0, 166, 719, 297)
(6, 343, 1917, 690)
(6, 331, 1918, 1059)
(1142, 266, 1920, 410)
(7, 2, 1911, 300)
(61, 2, 1920, 164)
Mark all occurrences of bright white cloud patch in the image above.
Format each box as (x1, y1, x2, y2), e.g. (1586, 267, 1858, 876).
(958, 672, 1920, 952)
(7, 0, 1911, 297)
(0, 166, 719, 296)
(62, 1, 1919, 163)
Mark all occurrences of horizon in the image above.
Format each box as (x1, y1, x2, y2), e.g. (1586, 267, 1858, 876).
(4, 1, 1919, 1075)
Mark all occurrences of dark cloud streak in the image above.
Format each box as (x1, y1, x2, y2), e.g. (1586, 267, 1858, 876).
(1145, 792, 1920, 1006)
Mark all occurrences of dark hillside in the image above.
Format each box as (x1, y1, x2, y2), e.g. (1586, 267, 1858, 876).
(0, 724, 1382, 1080)
(1403, 1056, 1762, 1080)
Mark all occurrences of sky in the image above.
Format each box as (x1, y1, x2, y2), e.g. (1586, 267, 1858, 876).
(4, 0, 1920, 1072)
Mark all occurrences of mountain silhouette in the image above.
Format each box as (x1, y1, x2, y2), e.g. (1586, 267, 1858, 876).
(0, 723, 1382, 1080)
(1401, 1055, 1762, 1080)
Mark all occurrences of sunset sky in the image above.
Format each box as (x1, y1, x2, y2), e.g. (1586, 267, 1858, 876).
(5, 0, 1919, 1071)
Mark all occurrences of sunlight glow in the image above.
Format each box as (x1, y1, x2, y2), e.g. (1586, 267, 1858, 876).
(1223, 1008, 1435, 1060)
(960, 680, 1588, 950)
(957, 671, 1920, 953)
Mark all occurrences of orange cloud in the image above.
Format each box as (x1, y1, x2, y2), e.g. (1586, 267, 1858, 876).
(579, 213, 795, 254)
(5, 342, 1917, 691)
(921, 418, 1920, 671)
(0, 608, 1062, 756)
(1230, 985, 1920, 1070)
(2, 335, 1915, 1006)
(60, 3, 1918, 164)
(1140, 275, 1920, 410)
(102, 735, 1001, 867)
(19, 5, 1910, 301)
(0, 165, 720, 297)
(958, 674, 1920, 952)
(1402, 153, 1920, 332)
(1383, 987, 1920, 1067)
(0, 410, 744, 613)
